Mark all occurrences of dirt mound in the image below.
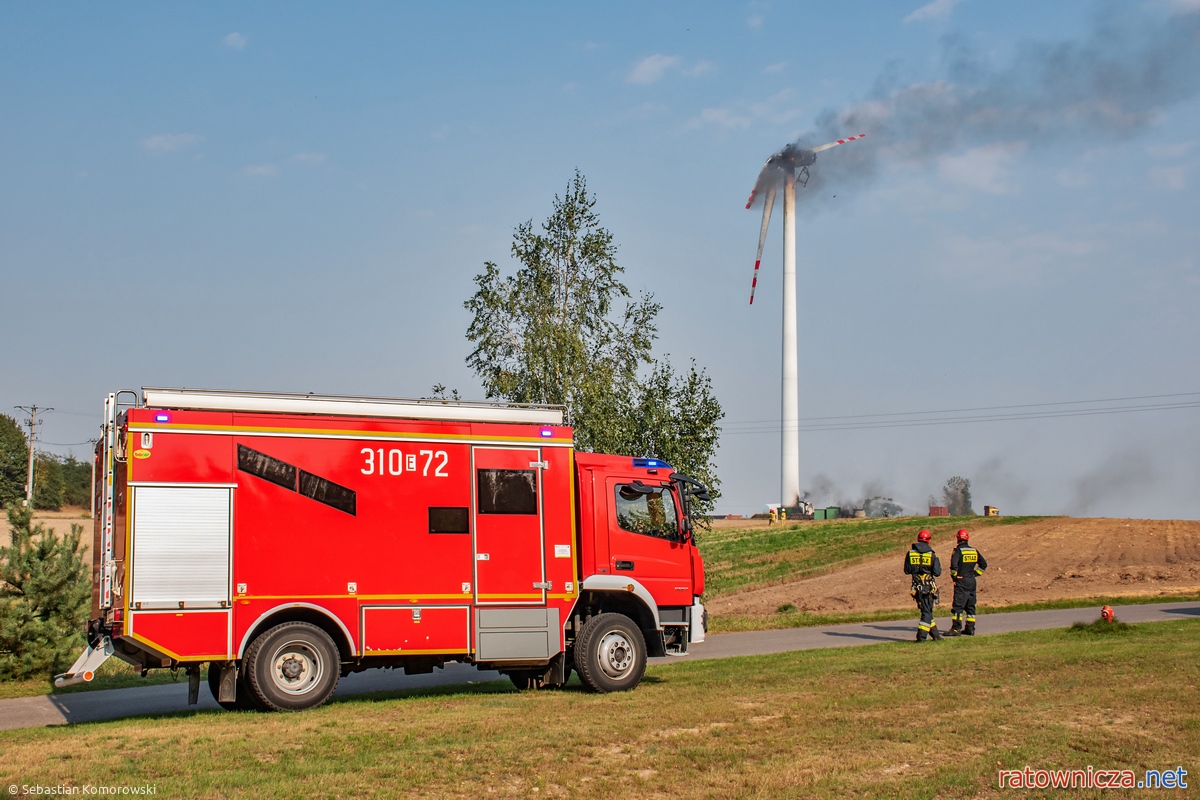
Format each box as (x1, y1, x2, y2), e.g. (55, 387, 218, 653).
(708, 518, 1200, 617)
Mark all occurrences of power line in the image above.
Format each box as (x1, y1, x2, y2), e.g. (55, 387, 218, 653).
(722, 390, 1200, 428)
(723, 398, 1200, 435)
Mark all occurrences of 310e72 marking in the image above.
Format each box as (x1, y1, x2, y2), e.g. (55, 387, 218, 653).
(360, 448, 448, 477)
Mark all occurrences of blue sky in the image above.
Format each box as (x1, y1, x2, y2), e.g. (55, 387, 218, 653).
(3, 1, 1198, 518)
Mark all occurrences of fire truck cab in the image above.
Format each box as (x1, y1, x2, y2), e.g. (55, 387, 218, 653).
(56, 388, 708, 711)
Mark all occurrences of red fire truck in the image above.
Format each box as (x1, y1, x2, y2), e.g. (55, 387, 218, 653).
(56, 388, 709, 711)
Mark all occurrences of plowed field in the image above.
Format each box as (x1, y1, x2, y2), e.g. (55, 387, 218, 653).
(708, 517, 1200, 617)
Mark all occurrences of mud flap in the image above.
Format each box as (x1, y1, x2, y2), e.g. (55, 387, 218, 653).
(53, 636, 114, 688)
(541, 652, 567, 686)
(187, 665, 200, 705)
(217, 662, 238, 703)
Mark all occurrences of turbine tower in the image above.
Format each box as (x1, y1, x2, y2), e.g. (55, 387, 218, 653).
(745, 134, 865, 508)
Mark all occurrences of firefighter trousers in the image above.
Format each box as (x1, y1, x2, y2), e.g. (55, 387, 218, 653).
(915, 592, 937, 641)
(951, 584, 976, 633)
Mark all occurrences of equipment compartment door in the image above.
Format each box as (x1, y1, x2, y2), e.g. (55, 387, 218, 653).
(473, 447, 546, 605)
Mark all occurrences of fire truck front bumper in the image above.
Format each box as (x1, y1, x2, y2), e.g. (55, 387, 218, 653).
(53, 636, 115, 688)
(690, 598, 707, 644)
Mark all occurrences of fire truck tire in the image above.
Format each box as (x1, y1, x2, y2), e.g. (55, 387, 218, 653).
(206, 662, 261, 711)
(244, 622, 340, 712)
(573, 613, 646, 693)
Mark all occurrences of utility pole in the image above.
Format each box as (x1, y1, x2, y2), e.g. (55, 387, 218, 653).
(14, 405, 51, 507)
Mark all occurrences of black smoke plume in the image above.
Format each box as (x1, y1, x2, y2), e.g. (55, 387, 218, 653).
(749, 2, 1200, 207)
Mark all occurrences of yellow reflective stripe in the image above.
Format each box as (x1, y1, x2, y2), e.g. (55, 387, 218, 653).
(917, 622, 931, 631)
(921, 553, 932, 565)
(966, 616, 976, 622)
(908, 552, 920, 564)
(961, 551, 978, 562)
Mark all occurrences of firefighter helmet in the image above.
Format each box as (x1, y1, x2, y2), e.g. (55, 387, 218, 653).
(1101, 605, 1114, 623)
(917, 529, 931, 543)
(956, 529, 970, 542)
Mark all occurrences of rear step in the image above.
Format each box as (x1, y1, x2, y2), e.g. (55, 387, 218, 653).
(54, 636, 114, 688)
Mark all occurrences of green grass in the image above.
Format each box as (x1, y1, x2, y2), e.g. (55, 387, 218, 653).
(710, 591, 1200, 632)
(0, 657, 184, 701)
(1069, 618, 1135, 635)
(2, 619, 1196, 798)
(698, 514, 1047, 598)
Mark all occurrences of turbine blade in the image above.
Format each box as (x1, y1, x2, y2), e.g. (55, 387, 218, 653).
(749, 186, 777, 305)
(810, 133, 866, 153)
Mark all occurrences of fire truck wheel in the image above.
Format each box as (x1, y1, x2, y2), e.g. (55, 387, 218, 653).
(207, 662, 262, 711)
(573, 613, 646, 693)
(244, 622, 340, 712)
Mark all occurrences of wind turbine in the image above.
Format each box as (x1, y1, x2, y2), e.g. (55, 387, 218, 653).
(745, 133, 865, 509)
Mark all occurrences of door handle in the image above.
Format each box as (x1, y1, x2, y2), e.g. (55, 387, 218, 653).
(533, 581, 552, 590)
(615, 560, 634, 571)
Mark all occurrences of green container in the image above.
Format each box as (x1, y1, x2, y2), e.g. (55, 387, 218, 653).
(826, 507, 840, 519)
(812, 508, 825, 520)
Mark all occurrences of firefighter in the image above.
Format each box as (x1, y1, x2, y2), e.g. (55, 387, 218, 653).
(945, 528, 988, 636)
(768, 508, 777, 526)
(903, 529, 943, 641)
(780, 507, 787, 524)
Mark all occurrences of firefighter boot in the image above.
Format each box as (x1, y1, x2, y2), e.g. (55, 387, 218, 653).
(930, 624, 943, 641)
(944, 615, 962, 637)
(963, 622, 975, 636)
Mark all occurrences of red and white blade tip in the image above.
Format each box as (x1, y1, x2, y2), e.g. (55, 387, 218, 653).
(749, 261, 760, 304)
(745, 189, 758, 209)
(811, 133, 866, 153)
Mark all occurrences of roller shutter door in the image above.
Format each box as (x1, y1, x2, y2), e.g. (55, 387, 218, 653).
(132, 486, 231, 609)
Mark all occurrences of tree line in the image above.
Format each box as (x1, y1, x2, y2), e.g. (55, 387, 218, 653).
(0, 414, 91, 511)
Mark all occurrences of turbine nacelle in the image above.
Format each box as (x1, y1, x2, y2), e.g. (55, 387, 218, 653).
(745, 134, 866, 209)
(744, 133, 866, 304)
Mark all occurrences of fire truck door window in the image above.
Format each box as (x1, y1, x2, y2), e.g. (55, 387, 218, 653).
(614, 484, 678, 541)
(477, 469, 538, 515)
(429, 506, 470, 533)
(237, 444, 296, 491)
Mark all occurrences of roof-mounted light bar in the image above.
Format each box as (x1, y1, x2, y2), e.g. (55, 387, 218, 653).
(142, 388, 565, 426)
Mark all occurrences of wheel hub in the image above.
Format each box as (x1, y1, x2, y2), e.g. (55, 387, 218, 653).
(271, 641, 323, 696)
(597, 631, 633, 678)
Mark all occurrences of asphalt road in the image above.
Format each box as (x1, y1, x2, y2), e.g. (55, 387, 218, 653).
(2, 601, 1196, 733)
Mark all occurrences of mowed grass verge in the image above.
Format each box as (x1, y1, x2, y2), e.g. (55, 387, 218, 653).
(3, 619, 1196, 799)
(698, 514, 1043, 599)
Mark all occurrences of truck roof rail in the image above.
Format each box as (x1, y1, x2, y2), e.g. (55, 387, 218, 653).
(141, 387, 565, 426)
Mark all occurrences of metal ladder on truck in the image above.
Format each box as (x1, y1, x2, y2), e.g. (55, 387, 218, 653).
(54, 391, 135, 687)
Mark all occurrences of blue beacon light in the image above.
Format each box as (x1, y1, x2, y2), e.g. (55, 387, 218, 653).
(539, 428, 553, 437)
(154, 413, 170, 423)
(633, 458, 671, 469)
